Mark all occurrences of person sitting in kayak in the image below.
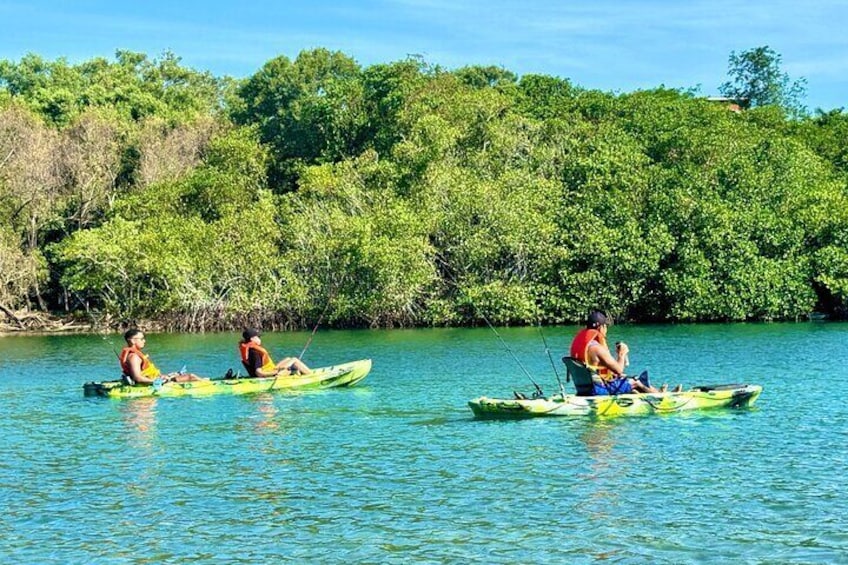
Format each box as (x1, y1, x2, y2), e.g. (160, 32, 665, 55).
(239, 328, 312, 378)
(570, 311, 680, 395)
(119, 329, 206, 385)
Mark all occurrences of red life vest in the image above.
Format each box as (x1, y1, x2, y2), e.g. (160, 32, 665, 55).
(569, 328, 611, 378)
(239, 341, 275, 376)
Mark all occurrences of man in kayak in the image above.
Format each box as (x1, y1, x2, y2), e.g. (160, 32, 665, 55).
(570, 311, 680, 395)
(239, 328, 312, 378)
(119, 329, 206, 385)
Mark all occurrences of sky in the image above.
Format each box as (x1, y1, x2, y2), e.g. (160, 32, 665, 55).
(2, 0, 847, 111)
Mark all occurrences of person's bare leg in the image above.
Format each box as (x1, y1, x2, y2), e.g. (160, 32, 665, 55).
(632, 379, 659, 393)
(277, 357, 311, 375)
(171, 373, 205, 382)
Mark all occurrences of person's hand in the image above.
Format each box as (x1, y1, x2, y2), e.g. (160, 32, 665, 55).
(616, 342, 630, 368)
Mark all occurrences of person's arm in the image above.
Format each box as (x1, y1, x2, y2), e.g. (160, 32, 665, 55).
(251, 350, 277, 378)
(589, 343, 627, 376)
(127, 353, 164, 385)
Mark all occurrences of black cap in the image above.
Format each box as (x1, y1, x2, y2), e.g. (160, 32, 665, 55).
(587, 311, 609, 329)
(242, 328, 261, 340)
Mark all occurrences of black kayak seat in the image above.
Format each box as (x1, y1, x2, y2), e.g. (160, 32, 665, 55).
(562, 356, 604, 397)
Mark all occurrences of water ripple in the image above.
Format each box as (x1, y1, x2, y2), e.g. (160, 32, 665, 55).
(2, 325, 848, 562)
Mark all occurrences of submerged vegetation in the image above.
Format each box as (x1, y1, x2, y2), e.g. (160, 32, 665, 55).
(1, 48, 847, 331)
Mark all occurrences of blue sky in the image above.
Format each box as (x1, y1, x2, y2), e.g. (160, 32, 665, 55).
(2, 0, 846, 111)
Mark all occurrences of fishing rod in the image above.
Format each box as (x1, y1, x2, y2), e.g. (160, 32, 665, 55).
(297, 306, 329, 361)
(298, 279, 343, 361)
(537, 322, 566, 399)
(436, 261, 545, 397)
(267, 284, 340, 389)
(72, 294, 118, 359)
(477, 310, 545, 398)
(102, 333, 121, 359)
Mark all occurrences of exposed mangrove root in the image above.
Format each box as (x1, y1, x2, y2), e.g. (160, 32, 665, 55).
(0, 306, 92, 334)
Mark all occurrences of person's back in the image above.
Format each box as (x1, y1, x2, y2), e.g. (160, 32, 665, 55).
(239, 328, 276, 378)
(569, 312, 635, 395)
(570, 327, 610, 377)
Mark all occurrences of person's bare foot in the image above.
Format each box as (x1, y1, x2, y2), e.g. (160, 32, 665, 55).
(660, 383, 668, 392)
(673, 384, 683, 393)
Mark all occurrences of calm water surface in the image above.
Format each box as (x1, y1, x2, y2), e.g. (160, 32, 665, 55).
(1, 323, 846, 563)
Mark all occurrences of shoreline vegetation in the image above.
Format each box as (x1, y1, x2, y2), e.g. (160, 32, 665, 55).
(0, 308, 834, 337)
(1, 48, 847, 332)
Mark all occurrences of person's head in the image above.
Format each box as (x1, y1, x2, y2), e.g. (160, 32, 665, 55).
(123, 328, 146, 346)
(587, 311, 610, 332)
(242, 328, 261, 343)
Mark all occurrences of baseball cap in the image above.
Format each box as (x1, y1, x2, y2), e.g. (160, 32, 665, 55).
(587, 311, 610, 328)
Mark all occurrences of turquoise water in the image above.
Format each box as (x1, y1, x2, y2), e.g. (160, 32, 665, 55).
(1, 323, 847, 563)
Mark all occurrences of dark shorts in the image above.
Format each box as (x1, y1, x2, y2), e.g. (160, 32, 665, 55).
(592, 377, 633, 396)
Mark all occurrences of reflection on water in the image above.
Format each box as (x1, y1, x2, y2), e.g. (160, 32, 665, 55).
(575, 420, 625, 525)
(252, 394, 279, 432)
(121, 397, 159, 448)
(578, 420, 618, 457)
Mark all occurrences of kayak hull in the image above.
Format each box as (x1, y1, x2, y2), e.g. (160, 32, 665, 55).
(468, 384, 762, 419)
(84, 359, 371, 399)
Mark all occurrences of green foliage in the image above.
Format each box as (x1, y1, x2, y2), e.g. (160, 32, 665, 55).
(792, 109, 848, 177)
(453, 65, 517, 89)
(234, 49, 367, 190)
(516, 74, 577, 120)
(4, 49, 848, 327)
(51, 191, 301, 327)
(360, 58, 432, 156)
(719, 45, 807, 116)
(115, 126, 267, 222)
(0, 50, 222, 126)
(287, 153, 436, 327)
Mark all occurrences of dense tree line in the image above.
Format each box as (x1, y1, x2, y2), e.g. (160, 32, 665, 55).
(1, 48, 846, 330)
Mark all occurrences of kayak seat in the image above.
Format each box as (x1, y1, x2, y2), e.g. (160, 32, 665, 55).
(562, 356, 600, 397)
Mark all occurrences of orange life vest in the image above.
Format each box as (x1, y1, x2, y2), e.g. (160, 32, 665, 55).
(239, 341, 276, 376)
(119, 345, 160, 381)
(569, 328, 611, 378)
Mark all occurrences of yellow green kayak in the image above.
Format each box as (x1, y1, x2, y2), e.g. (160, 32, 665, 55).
(468, 383, 762, 419)
(84, 359, 371, 399)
